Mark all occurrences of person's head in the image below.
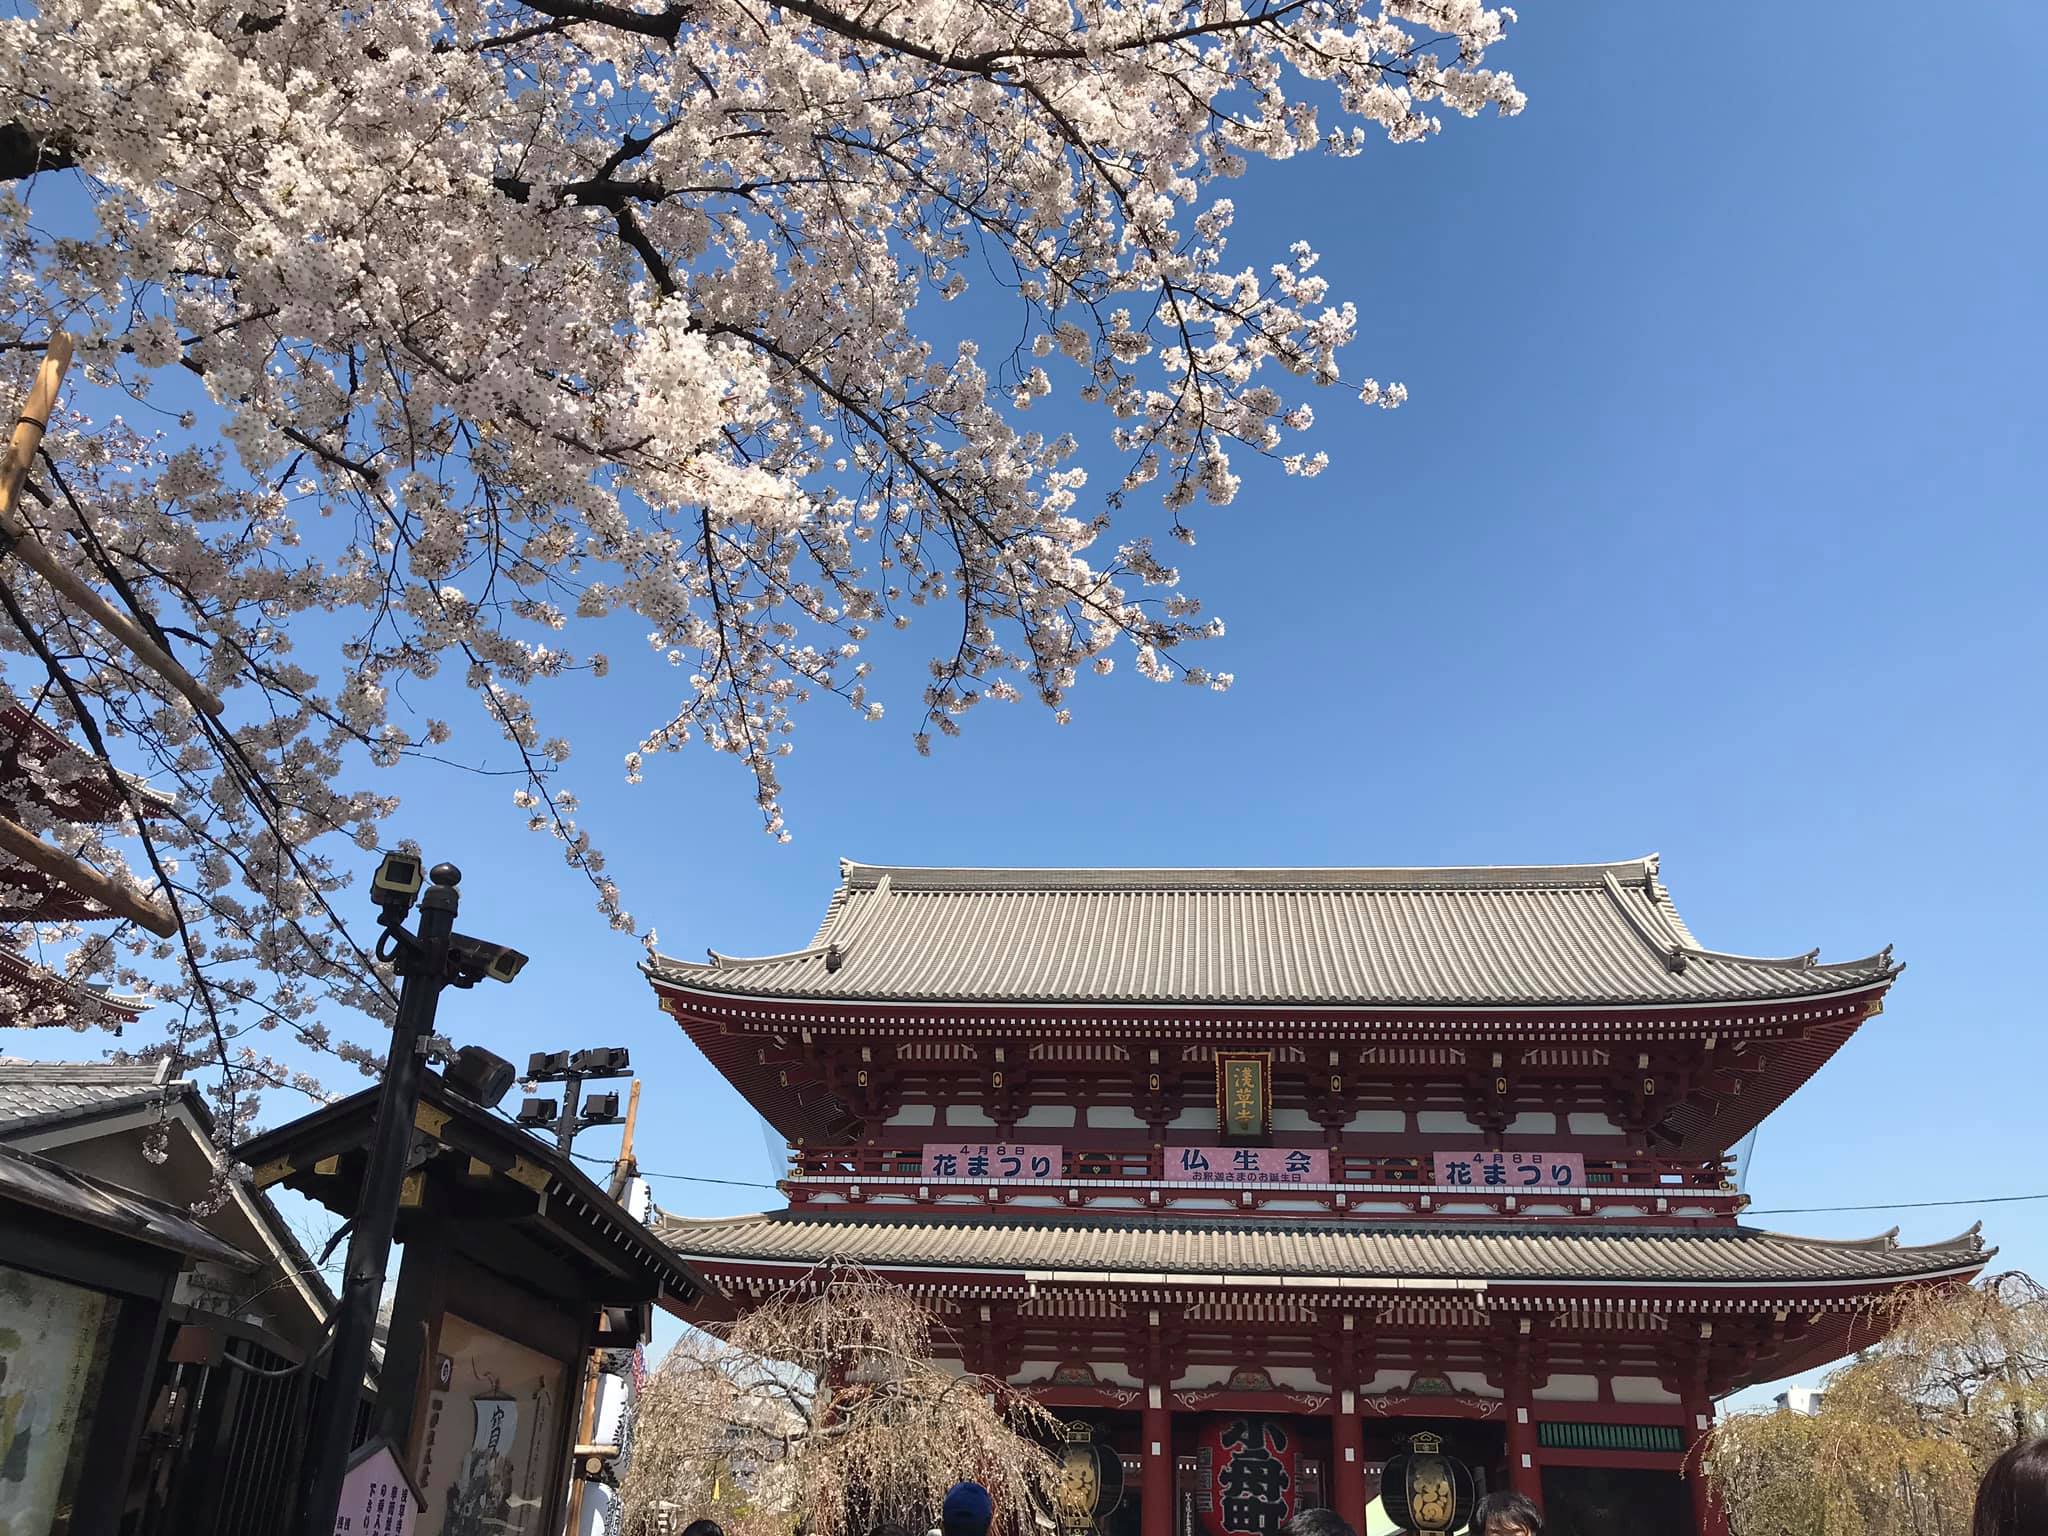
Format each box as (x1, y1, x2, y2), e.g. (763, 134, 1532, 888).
(1974, 1439, 2048, 1536)
(1471, 1490, 1543, 1536)
(682, 1522, 724, 1536)
(1278, 1510, 1354, 1536)
(940, 1481, 994, 1536)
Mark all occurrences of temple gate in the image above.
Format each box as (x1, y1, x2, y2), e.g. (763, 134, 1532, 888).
(645, 857, 1989, 1536)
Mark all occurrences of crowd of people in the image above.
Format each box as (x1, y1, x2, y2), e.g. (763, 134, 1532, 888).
(667, 1435, 2048, 1536)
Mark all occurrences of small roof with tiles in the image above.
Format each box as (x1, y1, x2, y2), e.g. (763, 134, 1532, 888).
(0, 1056, 175, 1135)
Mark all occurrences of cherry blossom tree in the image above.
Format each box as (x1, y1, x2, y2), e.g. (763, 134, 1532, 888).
(0, 0, 1522, 1129)
(622, 1269, 1060, 1536)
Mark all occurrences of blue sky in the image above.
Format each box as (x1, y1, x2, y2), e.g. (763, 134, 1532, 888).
(12, 3, 2048, 1406)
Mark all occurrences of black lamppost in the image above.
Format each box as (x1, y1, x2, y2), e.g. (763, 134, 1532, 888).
(296, 854, 527, 1536)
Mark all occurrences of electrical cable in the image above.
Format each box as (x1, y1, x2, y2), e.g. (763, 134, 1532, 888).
(1743, 1192, 2048, 1216)
(567, 1147, 781, 1192)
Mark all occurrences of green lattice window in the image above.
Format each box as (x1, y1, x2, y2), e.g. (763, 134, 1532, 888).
(1537, 1422, 1685, 1454)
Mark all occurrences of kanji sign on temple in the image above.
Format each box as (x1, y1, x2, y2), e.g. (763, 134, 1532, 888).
(644, 858, 1990, 1536)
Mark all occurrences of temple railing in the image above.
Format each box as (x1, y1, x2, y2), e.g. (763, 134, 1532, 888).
(781, 1144, 1744, 1221)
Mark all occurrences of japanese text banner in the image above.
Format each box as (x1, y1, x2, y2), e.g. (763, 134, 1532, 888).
(1164, 1146, 1330, 1184)
(921, 1142, 1060, 1181)
(1428, 1150, 1586, 1189)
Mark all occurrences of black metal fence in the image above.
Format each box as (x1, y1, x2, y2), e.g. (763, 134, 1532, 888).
(128, 1330, 374, 1536)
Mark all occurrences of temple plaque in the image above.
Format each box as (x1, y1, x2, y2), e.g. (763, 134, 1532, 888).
(1215, 1052, 1271, 1140)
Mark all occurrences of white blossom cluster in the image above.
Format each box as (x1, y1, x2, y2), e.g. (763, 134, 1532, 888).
(0, 0, 1519, 1123)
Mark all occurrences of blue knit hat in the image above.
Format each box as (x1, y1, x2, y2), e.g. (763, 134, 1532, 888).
(941, 1482, 994, 1536)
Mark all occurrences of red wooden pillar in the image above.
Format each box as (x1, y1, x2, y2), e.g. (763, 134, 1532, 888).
(1330, 1393, 1367, 1535)
(1683, 1389, 1728, 1536)
(1506, 1342, 1544, 1512)
(1143, 1388, 1173, 1536)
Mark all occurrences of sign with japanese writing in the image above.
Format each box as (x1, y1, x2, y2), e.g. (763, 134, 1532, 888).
(1199, 1416, 1298, 1536)
(335, 1438, 423, 1535)
(921, 1142, 1060, 1181)
(1163, 1146, 1330, 1184)
(1428, 1150, 1586, 1189)
(1215, 1052, 1270, 1139)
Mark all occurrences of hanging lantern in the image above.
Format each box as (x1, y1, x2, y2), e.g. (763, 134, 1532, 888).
(1054, 1422, 1126, 1535)
(1198, 1416, 1299, 1536)
(1378, 1432, 1475, 1535)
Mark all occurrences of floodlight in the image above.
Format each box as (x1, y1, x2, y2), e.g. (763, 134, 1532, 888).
(444, 1045, 517, 1107)
(528, 1051, 571, 1079)
(569, 1046, 630, 1075)
(516, 1097, 560, 1125)
(581, 1091, 621, 1123)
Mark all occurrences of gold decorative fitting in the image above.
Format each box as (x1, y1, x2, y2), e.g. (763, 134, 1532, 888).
(856, 1069, 869, 1087)
(249, 1156, 294, 1189)
(1643, 1078, 1657, 1096)
(1494, 1076, 1508, 1095)
(1148, 1072, 1161, 1091)
(991, 1070, 1004, 1088)
(414, 1103, 451, 1138)
(313, 1154, 340, 1176)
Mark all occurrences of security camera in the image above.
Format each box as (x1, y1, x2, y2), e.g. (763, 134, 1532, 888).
(370, 851, 424, 913)
(447, 932, 529, 986)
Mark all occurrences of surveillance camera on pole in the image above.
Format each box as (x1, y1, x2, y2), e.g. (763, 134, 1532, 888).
(295, 853, 527, 1536)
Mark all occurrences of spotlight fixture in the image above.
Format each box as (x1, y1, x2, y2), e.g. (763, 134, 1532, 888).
(444, 1044, 518, 1108)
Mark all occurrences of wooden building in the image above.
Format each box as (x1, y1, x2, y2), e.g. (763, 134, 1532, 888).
(645, 858, 1988, 1536)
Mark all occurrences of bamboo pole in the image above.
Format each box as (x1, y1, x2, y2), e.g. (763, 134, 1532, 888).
(0, 335, 226, 716)
(613, 1078, 643, 1195)
(0, 813, 177, 936)
(0, 333, 72, 520)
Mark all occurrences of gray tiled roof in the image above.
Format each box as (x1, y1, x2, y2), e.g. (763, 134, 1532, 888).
(0, 1058, 175, 1135)
(0, 1140, 253, 1267)
(655, 1210, 1989, 1288)
(646, 857, 1898, 1008)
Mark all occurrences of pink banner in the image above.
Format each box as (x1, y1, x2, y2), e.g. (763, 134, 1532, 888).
(921, 1142, 1060, 1180)
(1429, 1149, 1586, 1189)
(1164, 1146, 1330, 1184)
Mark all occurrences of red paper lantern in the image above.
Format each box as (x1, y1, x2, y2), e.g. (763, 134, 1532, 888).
(1198, 1417, 1298, 1536)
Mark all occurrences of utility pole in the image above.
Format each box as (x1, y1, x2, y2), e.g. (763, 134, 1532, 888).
(296, 854, 527, 1536)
